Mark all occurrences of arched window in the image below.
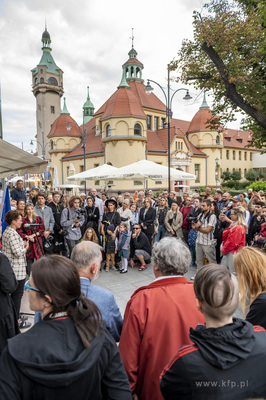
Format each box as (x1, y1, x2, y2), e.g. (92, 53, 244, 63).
(48, 77, 58, 86)
(40, 77, 44, 83)
(106, 124, 111, 137)
(216, 135, 220, 145)
(35, 78, 38, 85)
(134, 123, 142, 136)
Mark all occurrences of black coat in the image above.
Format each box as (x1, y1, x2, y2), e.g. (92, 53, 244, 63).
(139, 207, 156, 235)
(85, 205, 99, 231)
(0, 317, 131, 400)
(160, 319, 266, 400)
(0, 254, 19, 354)
(130, 231, 151, 258)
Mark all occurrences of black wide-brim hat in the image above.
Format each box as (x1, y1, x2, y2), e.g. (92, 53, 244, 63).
(105, 199, 117, 208)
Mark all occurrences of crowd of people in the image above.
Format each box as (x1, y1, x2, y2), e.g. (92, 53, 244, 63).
(1, 179, 266, 398)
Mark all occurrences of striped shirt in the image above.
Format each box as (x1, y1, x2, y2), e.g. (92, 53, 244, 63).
(2, 226, 27, 280)
(196, 212, 216, 246)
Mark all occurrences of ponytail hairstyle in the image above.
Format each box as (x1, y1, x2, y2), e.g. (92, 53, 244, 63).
(32, 255, 102, 349)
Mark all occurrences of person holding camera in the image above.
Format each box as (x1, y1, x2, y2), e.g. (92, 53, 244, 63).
(60, 196, 85, 256)
(34, 193, 55, 254)
(191, 200, 216, 279)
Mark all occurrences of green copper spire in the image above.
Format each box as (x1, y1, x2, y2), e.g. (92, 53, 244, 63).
(200, 92, 210, 109)
(83, 86, 95, 124)
(61, 97, 70, 115)
(118, 66, 130, 89)
(31, 28, 61, 76)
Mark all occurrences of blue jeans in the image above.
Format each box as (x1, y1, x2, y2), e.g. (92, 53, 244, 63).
(154, 225, 166, 242)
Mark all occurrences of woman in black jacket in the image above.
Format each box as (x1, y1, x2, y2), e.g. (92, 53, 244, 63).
(0, 254, 19, 355)
(0, 255, 131, 400)
(139, 197, 156, 245)
(84, 195, 100, 241)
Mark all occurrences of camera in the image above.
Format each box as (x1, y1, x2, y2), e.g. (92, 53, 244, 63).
(76, 207, 86, 219)
(187, 216, 198, 224)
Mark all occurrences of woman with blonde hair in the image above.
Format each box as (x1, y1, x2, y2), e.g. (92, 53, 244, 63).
(234, 247, 266, 329)
(221, 206, 246, 273)
(81, 227, 98, 244)
(164, 201, 183, 239)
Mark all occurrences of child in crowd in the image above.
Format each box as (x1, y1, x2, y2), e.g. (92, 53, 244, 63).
(130, 202, 139, 230)
(105, 224, 117, 272)
(117, 222, 131, 274)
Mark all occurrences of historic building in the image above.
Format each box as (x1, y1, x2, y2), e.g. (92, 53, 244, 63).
(32, 28, 259, 191)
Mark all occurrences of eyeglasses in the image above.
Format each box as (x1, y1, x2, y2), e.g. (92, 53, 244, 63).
(133, 227, 140, 230)
(24, 279, 40, 292)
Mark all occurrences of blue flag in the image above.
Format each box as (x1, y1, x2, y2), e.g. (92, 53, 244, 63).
(1, 186, 11, 234)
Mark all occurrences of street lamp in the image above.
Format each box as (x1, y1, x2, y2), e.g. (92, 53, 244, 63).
(215, 157, 219, 189)
(66, 121, 100, 194)
(30, 133, 55, 187)
(145, 64, 192, 192)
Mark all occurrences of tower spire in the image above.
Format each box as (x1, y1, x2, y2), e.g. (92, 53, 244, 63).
(83, 86, 95, 123)
(130, 28, 134, 48)
(200, 92, 210, 109)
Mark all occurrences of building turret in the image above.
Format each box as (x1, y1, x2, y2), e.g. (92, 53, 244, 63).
(83, 86, 95, 124)
(31, 27, 64, 159)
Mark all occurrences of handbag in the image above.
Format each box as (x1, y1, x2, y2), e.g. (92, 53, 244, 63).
(43, 235, 54, 254)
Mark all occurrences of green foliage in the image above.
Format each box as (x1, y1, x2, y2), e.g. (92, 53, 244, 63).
(247, 181, 266, 191)
(231, 170, 242, 181)
(171, 0, 266, 148)
(245, 168, 266, 181)
(221, 171, 232, 181)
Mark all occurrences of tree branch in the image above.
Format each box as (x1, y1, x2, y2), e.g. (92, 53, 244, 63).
(201, 41, 266, 129)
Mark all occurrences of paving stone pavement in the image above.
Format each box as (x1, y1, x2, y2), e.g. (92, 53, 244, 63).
(20, 262, 241, 331)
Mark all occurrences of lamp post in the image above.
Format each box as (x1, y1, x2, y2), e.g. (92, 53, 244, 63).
(144, 65, 192, 193)
(215, 157, 219, 189)
(66, 120, 100, 194)
(30, 132, 55, 187)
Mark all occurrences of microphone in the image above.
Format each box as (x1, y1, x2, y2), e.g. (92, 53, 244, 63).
(24, 223, 42, 228)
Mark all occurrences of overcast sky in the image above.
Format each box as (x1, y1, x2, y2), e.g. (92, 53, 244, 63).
(0, 0, 241, 151)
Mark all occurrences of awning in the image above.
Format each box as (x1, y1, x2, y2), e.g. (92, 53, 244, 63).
(0, 139, 47, 177)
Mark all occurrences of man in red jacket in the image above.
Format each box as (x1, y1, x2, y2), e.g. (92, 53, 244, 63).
(119, 237, 205, 400)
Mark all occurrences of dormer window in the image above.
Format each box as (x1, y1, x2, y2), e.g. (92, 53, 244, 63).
(106, 124, 111, 137)
(134, 123, 142, 136)
(225, 137, 231, 142)
(236, 138, 243, 143)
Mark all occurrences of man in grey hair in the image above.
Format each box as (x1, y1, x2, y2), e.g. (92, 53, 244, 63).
(71, 241, 123, 342)
(119, 237, 204, 400)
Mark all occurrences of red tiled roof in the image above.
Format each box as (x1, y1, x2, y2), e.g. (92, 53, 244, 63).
(129, 81, 166, 112)
(62, 118, 104, 159)
(95, 80, 166, 116)
(189, 142, 206, 156)
(171, 118, 190, 135)
(123, 58, 143, 66)
(146, 125, 206, 156)
(222, 128, 257, 150)
(47, 114, 81, 138)
(187, 108, 218, 133)
(147, 131, 165, 152)
(100, 88, 146, 119)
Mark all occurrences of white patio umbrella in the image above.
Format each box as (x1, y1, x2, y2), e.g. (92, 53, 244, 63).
(66, 164, 119, 181)
(97, 160, 196, 181)
(56, 184, 83, 189)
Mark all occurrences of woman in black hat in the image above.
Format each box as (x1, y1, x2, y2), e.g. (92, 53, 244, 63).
(101, 199, 121, 270)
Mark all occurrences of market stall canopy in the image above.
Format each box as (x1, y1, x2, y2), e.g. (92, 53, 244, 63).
(97, 160, 196, 181)
(0, 139, 47, 177)
(66, 164, 119, 181)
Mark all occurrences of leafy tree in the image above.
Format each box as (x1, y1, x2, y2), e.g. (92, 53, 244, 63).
(231, 170, 242, 181)
(171, 0, 266, 149)
(221, 171, 232, 181)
